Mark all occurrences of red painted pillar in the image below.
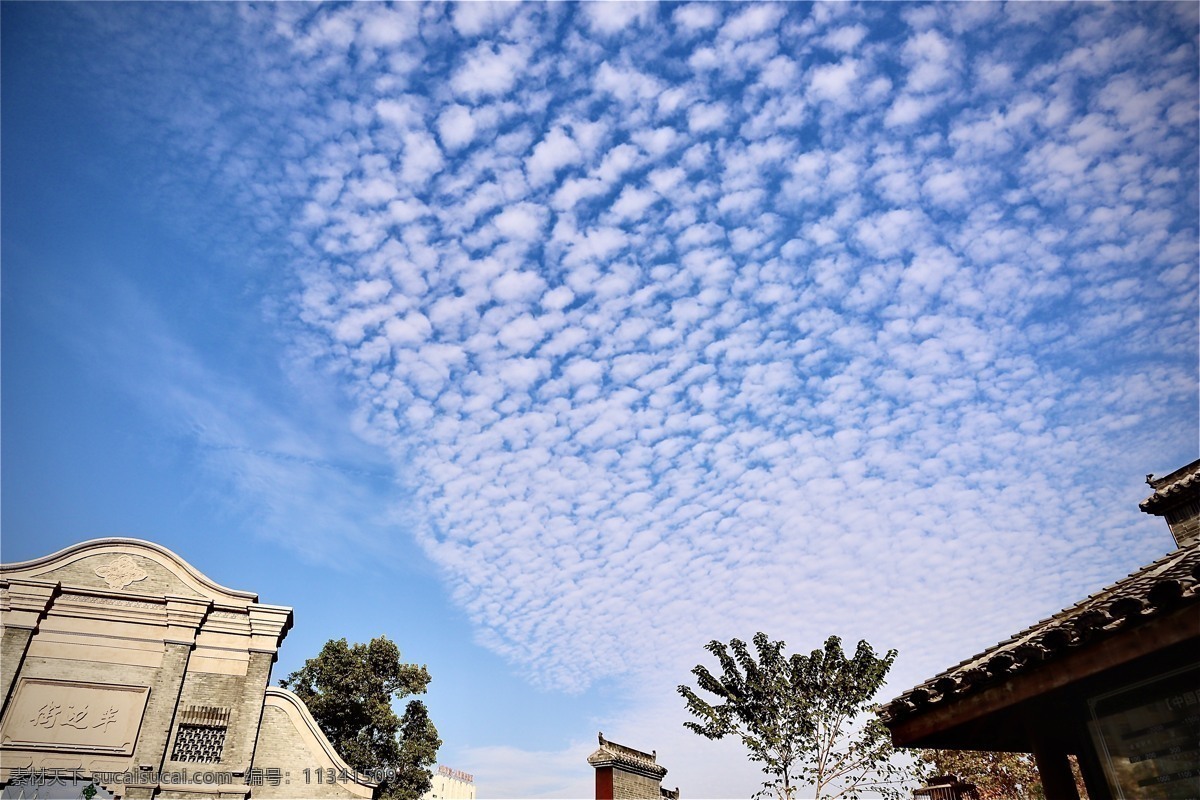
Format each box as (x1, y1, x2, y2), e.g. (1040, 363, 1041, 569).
(595, 765, 613, 800)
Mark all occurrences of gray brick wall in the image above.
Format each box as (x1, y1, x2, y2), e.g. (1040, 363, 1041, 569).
(0, 628, 34, 708)
(228, 653, 274, 770)
(133, 643, 193, 771)
(251, 705, 366, 799)
(166, 668, 255, 775)
(613, 769, 663, 800)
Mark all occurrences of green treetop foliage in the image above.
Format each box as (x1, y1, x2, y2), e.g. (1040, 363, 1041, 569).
(919, 750, 1042, 800)
(679, 632, 913, 800)
(918, 749, 1089, 800)
(280, 636, 441, 800)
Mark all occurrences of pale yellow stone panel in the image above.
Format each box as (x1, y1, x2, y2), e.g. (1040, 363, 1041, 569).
(0, 677, 150, 755)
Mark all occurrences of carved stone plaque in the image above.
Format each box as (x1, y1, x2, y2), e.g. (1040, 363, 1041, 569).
(1, 678, 150, 755)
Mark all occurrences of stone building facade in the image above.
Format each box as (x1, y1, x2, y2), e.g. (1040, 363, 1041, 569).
(587, 734, 679, 800)
(0, 538, 377, 800)
(419, 765, 474, 800)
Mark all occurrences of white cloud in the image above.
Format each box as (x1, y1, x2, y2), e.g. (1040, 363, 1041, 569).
(856, 209, 927, 258)
(687, 102, 728, 134)
(807, 58, 859, 103)
(375, 95, 427, 131)
(823, 24, 868, 53)
(451, 42, 528, 99)
(451, 1, 521, 37)
(82, 4, 1200, 795)
(922, 167, 971, 207)
(610, 185, 658, 220)
(437, 104, 478, 151)
(719, 4, 785, 42)
(672, 3, 720, 34)
(492, 270, 547, 303)
(385, 312, 432, 347)
(526, 127, 584, 187)
(594, 60, 664, 106)
(541, 286, 575, 311)
(493, 202, 549, 242)
(582, 2, 656, 35)
(901, 29, 958, 93)
(401, 131, 445, 186)
(358, 7, 418, 48)
(885, 93, 939, 126)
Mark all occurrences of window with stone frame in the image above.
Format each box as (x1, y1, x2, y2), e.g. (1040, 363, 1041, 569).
(171, 724, 227, 763)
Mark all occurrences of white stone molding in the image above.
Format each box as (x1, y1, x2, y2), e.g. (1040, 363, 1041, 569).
(0, 580, 58, 631)
(1, 539, 259, 606)
(165, 597, 214, 646)
(247, 605, 293, 655)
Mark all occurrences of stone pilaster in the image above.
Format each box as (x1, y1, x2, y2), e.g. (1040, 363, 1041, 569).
(0, 579, 58, 712)
(226, 651, 277, 773)
(225, 605, 293, 772)
(124, 642, 195, 800)
(123, 597, 211, 799)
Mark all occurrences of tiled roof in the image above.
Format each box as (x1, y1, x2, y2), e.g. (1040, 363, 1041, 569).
(882, 541, 1200, 724)
(1140, 458, 1200, 513)
(587, 733, 668, 779)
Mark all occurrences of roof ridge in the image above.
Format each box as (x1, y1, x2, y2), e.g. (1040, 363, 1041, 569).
(882, 541, 1200, 722)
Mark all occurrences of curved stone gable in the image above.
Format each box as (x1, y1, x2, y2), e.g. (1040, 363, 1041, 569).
(250, 689, 377, 799)
(1, 539, 258, 606)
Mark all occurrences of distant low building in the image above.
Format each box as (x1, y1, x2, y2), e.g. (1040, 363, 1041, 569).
(587, 733, 679, 800)
(0, 538, 378, 800)
(420, 764, 475, 800)
(882, 460, 1200, 800)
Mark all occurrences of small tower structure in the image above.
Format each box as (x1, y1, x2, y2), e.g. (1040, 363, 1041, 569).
(587, 733, 679, 800)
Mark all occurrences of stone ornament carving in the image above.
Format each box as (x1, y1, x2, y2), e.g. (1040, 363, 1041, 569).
(94, 556, 149, 590)
(63, 593, 160, 611)
(210, 610, 245, 620)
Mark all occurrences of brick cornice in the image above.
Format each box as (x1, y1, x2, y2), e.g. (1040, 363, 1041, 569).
(0, 579, 60, 631)
(165, 595, 214, 645)
(247, 604, 293, 654)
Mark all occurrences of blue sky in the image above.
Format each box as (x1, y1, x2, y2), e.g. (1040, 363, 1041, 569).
(2, 2, 1197, 796)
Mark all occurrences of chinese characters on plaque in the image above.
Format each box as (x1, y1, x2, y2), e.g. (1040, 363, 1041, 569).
(1, 679, 149, 755)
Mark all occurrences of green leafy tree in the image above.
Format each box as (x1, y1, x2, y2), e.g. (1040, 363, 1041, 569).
(919, 750, 1041, 800)
(918, 750, 1089, 800)
(679, 632, 913, 800)
(280, 636, 441, 800)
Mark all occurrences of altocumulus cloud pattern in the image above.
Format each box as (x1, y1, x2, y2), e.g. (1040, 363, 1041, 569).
(72, 3, 1198, 693)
